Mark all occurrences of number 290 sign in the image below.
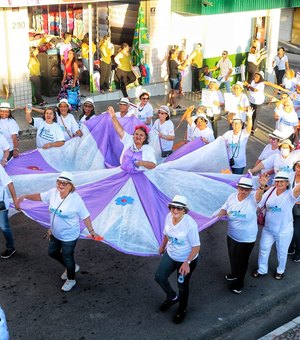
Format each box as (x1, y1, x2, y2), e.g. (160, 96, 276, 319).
(12, 22, 25, 29)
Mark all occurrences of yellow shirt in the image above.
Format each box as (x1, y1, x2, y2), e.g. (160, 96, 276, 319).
(118, 52, 131, 72)
(100, 45, 112, 64)
(81, 42, 96, 59)
(192, 50, 203, 68)
(28, 56, 40, 76)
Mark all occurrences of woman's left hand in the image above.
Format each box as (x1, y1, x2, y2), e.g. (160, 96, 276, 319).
(179, 261, 191, 276)
(13, 149, 19, 158)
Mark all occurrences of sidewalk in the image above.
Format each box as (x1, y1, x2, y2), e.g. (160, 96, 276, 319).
(259, 316, 300, 340)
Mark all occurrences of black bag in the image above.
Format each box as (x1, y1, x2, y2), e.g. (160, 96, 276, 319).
(161, 150, 172, 158)
(229, 157, 235, 167)
(0, 201, 6, 210)
(293, 204, 300, 217)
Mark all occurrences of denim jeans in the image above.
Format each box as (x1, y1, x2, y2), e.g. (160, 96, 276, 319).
(291, 214, 300, 256)
(155, 252, 198, 311)
(48, 235, 78, 280)
(217, 76, 231, 93)
(0, 210, 14, 250)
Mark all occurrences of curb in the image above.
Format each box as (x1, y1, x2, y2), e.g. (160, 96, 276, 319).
(258, 316, 300, 339)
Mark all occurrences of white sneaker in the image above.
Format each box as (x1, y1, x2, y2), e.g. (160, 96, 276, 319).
(61, 279, 76, 292)
(61, 264, 80, 280)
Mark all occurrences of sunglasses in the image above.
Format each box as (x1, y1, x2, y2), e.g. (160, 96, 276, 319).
(56, 180, 70, 187)
(141, 97, 149, 100)
(169, 205, 184, 211)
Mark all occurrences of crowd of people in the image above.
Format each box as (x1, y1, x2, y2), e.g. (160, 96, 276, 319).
(1, 42, 300, 327)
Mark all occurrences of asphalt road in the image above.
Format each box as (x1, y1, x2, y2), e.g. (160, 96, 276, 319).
(1, 84, 300, 339)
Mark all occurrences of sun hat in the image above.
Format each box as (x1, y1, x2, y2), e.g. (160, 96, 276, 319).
(195, 112, 208, 123)
(232, 114, 243, 122)
(268, 129, 285, 140)
(139, 89, 150, 98)
(119, 97, 130, 105)
(278, 139, 295, 150)
(158, 105, 170, 117)
(209, 78, 218, 84)
(57, 171, 74, 184)
(237, 177, 253, 189)
(169, 195, 188, 209)
(0, 102, 11, 110)
(83, 97, 95, 108)
(57, 98, 71, 109)
(235, 81, 244, 89)
(274, 171, 289, 182)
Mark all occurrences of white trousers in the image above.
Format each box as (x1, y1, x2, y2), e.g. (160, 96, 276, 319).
(258, 228, 293, 274)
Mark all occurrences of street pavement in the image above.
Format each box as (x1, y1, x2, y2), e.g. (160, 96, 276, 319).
(1, 62, 300, 339)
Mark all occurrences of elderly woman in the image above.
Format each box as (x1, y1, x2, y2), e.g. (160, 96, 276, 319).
(249, 139, 298, 183)
(56, 99, 81, 140)
(253, 171, 300, 280)
(288, 160, 300, 262)
(155, 195, 200, 324)
(107, 106, 156, 171)
(25, 107, 65, 149)
(17, 172, 99, 291)
(0, 102, 20, 160)
(223, 111, 253, 174)
(185, 110, 215, 144)
(152, 105, 175, 158)
(217, 176, 268, 294)
(135, 90, 153, 129)
(244, 72, 265, 135)
(274, 93, 298, 142)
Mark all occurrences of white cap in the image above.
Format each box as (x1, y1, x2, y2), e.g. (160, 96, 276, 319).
(195, 112, 208, 123)
(0, 102, 11, 110)
(268, 129, 285, 140)
(158, 105, 170, 117)
(57, 171, 74, 184)
(83, 97, 95, 107)
(119, 98, 130, 105)
(57, 98, 71, 109)
(237, 177, 253, 189)
(235, 81, 244, 89)
(274, 171, 289, 182)
(169, 195, 188, 208)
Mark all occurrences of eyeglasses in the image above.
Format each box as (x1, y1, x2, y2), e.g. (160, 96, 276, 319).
(141, 97, 149, 100)
(169, 205, 184, 211)
(56, 180, 70, 187)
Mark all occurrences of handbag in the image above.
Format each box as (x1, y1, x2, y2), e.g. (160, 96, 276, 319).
(0, 191, 6, 210)
(67, 90, 77, 106)
(293, 203, 300, 216)
(257, 188, 275, 226)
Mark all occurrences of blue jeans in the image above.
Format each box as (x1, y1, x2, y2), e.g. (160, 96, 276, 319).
(48, 235, 78, 280)
(155, 252, 198, 311)
(217, 76, 231, 92)
(0, 209, 14, 250)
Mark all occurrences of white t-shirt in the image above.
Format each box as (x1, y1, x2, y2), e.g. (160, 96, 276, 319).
(275, 106, 298, 138)
(152, 119, 175, 151)
(223, 129, 250, 168)
(283, 77, 297, 91)
(135, 102, 153, 128)
(258, 144, 280, 182)
(0, 164, 12, 210)
(164, 213, 200, 262)
(32, 118, 65, 148)
(190, 123, 215, 142)
(0, 135, 10, 161)
(56, 113, 79, 141)
(0, 118, 19, 151)
(248, 81, 265, 105)
(121, 132, 156, 171)
(40, 188, 90, 241)
(259, 187, 299, 236)
(221, 191, 258, 242)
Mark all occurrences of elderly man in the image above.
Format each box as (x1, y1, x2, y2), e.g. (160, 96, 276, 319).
(210, 51, 233, 93)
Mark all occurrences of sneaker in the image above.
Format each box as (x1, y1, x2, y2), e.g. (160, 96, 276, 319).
(173, 309, 187, 324)
(61, 264, 80, 280)
(61, 279, 76, 292)
(1, 249, 16, 259)
(159, 296, 178, 312)
(231, 288, 242, 294)
(225, 274, 237, 281)
(293, 255, 300, 263)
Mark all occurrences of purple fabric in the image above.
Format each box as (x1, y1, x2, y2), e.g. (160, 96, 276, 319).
(165, 138, 205, 162)
(84, 113, 142, 167)
(6, 150, 58, 176)
(121, 147, 142, 172)
(200, 173, 250, 189)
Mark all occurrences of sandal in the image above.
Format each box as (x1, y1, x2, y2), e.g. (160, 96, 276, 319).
(274, 272, 284, 280)
(252, 271, 265, 278)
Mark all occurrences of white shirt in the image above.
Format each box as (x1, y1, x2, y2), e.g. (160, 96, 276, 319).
(223, 129, 250, 168)
(0, 135, 10, 161)
(115, 107, 137, 118)
(258, 144, 280, 182)
(56, 113, 79, 141)
(217, 58, 233, 78)
(32, 118, 65, 148)
(41, 188, 90, 241)
(121, 132, 156, 170)
(0, 118, 19, 151)
(205, 90, 224, 116)
(152, 119, 174, 151)
(190, 123, 215, 142)
(164, 213, 200, 262)
(231, 94, 250, 122)
(0, 164, 12, 210)
(135, 102, 153, 128)
(275, 105, 298, 138)
(259, 187, 299, 236)
(273, 54, 289, 71)
(221, 192, 258, 242)
(248, 81, 265, 105)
